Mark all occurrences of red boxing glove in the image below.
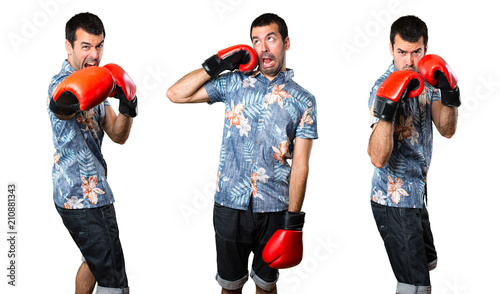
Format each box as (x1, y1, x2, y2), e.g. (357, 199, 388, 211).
(373, 70, 424, 122)
(418, 54, 461, 107)
(103, 63, 138, 117)
(103, 63, 137, 101)
(202, 44, 258, 78)
(50, 66, 114, 116)
(262, 211, 305, 269)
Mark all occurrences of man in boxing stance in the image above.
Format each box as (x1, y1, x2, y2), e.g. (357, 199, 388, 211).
(368, 15, 460, 293)
(48, 12, 137, 294)
(167, 13, 318, 294)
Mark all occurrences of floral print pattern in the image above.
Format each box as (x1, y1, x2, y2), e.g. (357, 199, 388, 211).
(387, 175, 409, 204)
(81, 175, 105, 205)
(206, 69, 317, 212)
(369, 63, 441, 208)
(48, 60, 114, 209)
(264, 84, 292, 109)
(272, 141, 290, 164)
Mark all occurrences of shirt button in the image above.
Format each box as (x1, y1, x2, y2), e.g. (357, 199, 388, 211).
(256, 141, 259, 144)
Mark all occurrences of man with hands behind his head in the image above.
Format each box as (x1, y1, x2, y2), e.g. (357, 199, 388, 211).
(167, 13, 318, 294)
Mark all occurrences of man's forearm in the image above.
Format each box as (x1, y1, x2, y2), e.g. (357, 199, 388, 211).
(368, 120, 394, 168)
(167, 68, 211, 103)
(288, 163, 309, 212)
(109, 114, 133, 144)
(436, 105, 458, 138)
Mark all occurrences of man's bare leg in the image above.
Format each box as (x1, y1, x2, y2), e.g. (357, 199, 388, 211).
(75, 262, 96, 294)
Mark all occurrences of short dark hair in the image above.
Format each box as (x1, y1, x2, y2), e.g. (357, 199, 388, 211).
(66, 12, 105, 47)
(250, 13, 288, 41)
(390, 15, 428, 47)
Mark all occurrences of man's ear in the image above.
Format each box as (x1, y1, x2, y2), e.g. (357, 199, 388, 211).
(65, 39, 72, 56)
(389, 42, 394, 57)
(284, 36, 290, 51)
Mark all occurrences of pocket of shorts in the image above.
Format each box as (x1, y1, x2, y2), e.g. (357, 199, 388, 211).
(102, 204, 119, 235)
(400, 208, 423, 235)
(371, 202, 388, 241)
(213, 202, 239, 240)
(59, 209, 90, 248)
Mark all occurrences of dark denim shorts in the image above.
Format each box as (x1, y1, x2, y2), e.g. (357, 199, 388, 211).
(213, 201, 286, 291)
(55, 203, 128, 292)
(371, 201, 437, 288)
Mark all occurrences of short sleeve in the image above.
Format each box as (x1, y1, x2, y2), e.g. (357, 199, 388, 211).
(295, 93, 318, 140)
(430, 85, 442, 103)
(368, 83, 380, 127)
(204, 73, 232, 104)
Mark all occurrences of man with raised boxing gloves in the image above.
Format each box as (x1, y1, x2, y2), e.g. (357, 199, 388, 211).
(47, 12, 137, 294)
(167, 13, 317, 294)
(367, 15, 459, 293)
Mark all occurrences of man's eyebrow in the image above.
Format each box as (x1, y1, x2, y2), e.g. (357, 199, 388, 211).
(252, 32, 278, 40)
(80, 40, 104, 47)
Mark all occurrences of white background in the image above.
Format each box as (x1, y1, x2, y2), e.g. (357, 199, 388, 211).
(1, 0, 499, 293)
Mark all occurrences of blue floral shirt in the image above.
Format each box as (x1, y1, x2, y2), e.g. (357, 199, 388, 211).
(368, 63, 441, 208)
(48, 60, 114, 209)
(205, 69, 318, 213)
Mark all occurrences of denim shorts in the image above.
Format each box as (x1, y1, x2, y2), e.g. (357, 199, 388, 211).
(371, 201, 437, 292)
(55, 203, 129, 293)
(213, 201, 286, 291)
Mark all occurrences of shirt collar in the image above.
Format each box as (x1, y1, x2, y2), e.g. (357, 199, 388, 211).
(62, 59, 76, 73)
(253, 68, 294, 84)
(388, 62, 396, 73)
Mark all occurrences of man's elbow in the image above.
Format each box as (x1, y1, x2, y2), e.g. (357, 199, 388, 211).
(166, 87, 180, 103)
(441, 129, 456, 139)
(108, 133, 129, 145)
(112, 137, 128, 145)
(370, 155, 388, 169)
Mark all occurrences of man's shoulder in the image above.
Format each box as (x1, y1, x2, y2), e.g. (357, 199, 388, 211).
(48, 60, 74, 94)
(281, 71, 315, 99)
(373, 63, 396, 86)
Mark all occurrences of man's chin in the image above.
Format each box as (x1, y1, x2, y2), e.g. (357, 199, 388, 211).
(260, 64, 283, 77)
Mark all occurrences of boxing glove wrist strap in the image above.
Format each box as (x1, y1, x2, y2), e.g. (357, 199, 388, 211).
(202, 54, 222, 78)
(285, 211, 305, 231)
(113, 87, 137, 117)
(49, 96, 79, 116)
(119, 96, 137, 117)
(440, 86, 461, 107)
(373, 98, 399, 122)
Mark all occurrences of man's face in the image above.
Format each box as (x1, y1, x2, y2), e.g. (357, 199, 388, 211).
(66, 28, 104, 71)
(390, 34, 426, 71)
(251, 23, 290, 80)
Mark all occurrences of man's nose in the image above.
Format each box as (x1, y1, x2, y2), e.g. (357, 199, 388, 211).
(405, 54, 413, 66)
(260, 42, 269, 53)
(89, 47, 99, 59)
